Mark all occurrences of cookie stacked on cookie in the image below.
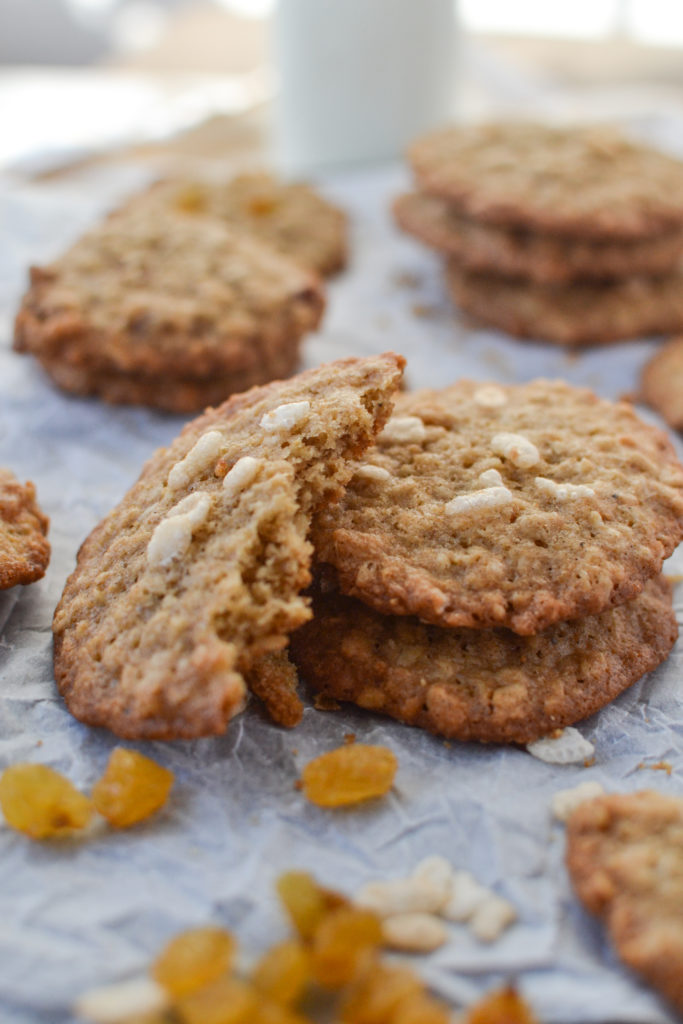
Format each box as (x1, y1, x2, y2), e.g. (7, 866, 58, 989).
(394, 123, 683, 345)
(14, 174, 347, 413)
(291, 379, 683, 744)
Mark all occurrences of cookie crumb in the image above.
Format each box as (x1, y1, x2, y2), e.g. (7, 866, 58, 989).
(637, 759, 673, 775)
(526, 727, 595, 764)
(314, 693, 341, 712)
(381, 415, 427, 444)
(551, 780, 605, 821)
(260, 401, 311, 433)
(147, 492, 212, 568)
(74, 977, 168, 1024)
(491, 432, 540, 470)
(446, 485, 514, 516)
(222, 456, 262, 498)
(354, 464, 391, 483)
(473, 385, 507, 407)
(167, 431, 224, 491)
(382, 912, 448, 952)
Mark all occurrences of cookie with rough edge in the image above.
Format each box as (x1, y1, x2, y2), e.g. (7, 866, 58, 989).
(566, 790, 683, 1015)
(52, 353, 404, 740)
(290, 576, 676, 745)
(0, 469, 50, 589)
(312, 379, 683, 635)
(33, 340, 301, 415)
(126, 172, 348, 277)
(446, 263, 683, 346)
(641, 336, 683, 430)
(409, 122, 683, 239)
(394, 192, 683, 284)
(14, 206, 324, 410)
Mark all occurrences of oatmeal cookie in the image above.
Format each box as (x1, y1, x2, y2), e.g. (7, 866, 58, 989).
(127, 172, 347, 277)
(394, 192, 683, 284)
(409, 122, 683, 239)
(290, 576, 676, 745)
(0, 469, 50, 589)
(640, 336, 683, 430)
(14, 207, 324, 411)
(445, 263, 683, 346)
(566, 790, 683, 1015)
(52, 353, 403, 740)
(312, 380, 683, 635)
(32, 340, 301, 415)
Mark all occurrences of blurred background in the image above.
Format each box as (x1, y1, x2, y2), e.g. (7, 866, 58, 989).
(2, 0, 683, 176)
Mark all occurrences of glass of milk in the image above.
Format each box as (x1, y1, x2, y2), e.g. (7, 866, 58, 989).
(272, 0, 458, 173)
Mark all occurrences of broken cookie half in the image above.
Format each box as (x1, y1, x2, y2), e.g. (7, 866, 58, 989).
(53, 353, 404, 739)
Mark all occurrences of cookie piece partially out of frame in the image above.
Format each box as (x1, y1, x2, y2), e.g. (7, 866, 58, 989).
(53, 354, 403, 740)
(409, 122, 683, 239)
(394, 192, 683, 285)
(313, 380, 683, 635)
(14, 207, 325, 412)
(0, 469, 50, 589)
(290, 576, 676, 745)
(445, 262, 683, 346)
(566, 790, 683, 1016)
(641, 335, 683, 431)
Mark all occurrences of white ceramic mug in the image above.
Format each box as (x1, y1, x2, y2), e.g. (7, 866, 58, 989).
(272, 0, 458, 173)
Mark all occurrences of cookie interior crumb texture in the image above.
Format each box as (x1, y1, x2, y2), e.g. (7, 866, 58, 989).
(52, 354, 404, 740)
(0, 469, 50, 589)
(312, 379, 683, 634)
(566, 790, 683, 1014)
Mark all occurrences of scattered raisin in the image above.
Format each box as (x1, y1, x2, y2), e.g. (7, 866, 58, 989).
(301, 745, 397, 807)
(465, 985, 539, 1024)
(0, 763, 92, 839)
(92, 748, 173, 828)
(340, 963, 424, 1023)
(252, 940, 310, 1007)
(175, 976, 258, 1024)
(276, 871, 347, 941)
(152, 926, 236, 999)
(311, 907, 383, 989)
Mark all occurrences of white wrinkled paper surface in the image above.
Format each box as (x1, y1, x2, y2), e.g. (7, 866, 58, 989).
(1, 153, 682, 1024)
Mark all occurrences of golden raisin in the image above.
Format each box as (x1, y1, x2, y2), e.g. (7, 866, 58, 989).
(250, 1000, 312, 1024)
(246, 195, 278, 217)
(391, 992, 451, 1024)
(175, 183, 207, 213)
(0, 763, 92, 839)
(276, 871, 347, 941)
(301, 745, 397, 807)
(252, 941, 310, 1007)
(311, 907, 383, 989)
(175, 976, 258, 1024)
(92, 748, 173, 828)
(465, 985, 539, 1024)
(341, 963, 424, 1023)
(152, 926, 236, 999)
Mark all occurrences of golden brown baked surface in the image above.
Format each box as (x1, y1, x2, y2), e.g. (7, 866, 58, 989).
(0, 469, 50, 589)
(290, 576, 676, 745)
(53, 354, 403, 740)
(313, 380, 683, 635)
(14, 205, 324, 410)
(394, 192, 683, 284)
(567, 790, 683, 1015)
(409, 122, 683, 239)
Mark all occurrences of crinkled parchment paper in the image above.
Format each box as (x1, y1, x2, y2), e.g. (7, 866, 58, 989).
(0, 152, 682, 1024)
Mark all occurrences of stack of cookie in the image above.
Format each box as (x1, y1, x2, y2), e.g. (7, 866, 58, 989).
(14, 174, 347, 413)
(394, 122, 683, 346)
(290, 379, 683, 745)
